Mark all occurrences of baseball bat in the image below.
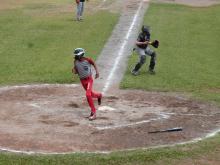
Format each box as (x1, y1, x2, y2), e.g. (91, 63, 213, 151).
(148, 127, 183, 133)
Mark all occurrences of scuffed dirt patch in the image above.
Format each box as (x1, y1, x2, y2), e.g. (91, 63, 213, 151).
(0, 85, 219, 153)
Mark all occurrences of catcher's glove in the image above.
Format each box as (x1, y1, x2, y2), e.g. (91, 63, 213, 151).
(151, 40, 159, 48)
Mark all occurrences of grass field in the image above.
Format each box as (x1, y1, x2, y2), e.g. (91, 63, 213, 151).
(0, 1, 220, 165)
(0, 0, 118, 85)
(122, 3, 220, 104)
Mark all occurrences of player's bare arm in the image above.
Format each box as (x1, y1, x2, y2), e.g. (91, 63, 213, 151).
(92, 63, 99, 79)
(72, 60, 78, 74)
(72, 67, 77, 74)
(136, 40, 150, 46)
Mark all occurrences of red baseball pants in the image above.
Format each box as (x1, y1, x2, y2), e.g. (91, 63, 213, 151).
(80, 76, 101, 114)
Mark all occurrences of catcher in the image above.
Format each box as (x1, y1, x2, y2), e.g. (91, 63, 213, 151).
(72, 48, 102, 120)
(131, 25, 159, 75)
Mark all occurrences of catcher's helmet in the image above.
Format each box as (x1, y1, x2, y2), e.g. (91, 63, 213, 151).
(73, 48, 85, 57)
(142, 25, 150, 34)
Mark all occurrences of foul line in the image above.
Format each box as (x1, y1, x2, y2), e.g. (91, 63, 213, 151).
(102, 0, 144, 94)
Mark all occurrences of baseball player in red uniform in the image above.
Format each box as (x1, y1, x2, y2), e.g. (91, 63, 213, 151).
(72, 48, 102, 120)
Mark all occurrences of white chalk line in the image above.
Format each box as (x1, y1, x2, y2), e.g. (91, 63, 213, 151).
(95, 112, 170, 130)
(28, 102, 51, 112)
(173, 113, 218, 117)
(98, 106, 116, 111)
(0, 84, 79, 93)
(0, 128, 219, 155)
(1, 0, 219, 155)
(102, 128, 220, 154)
(94, 110, 218, 130)
(24, 102, 217, 130)
(94, 111, 219, 130)
(1, 84, 219, 154)
(0, 146, 110, 155)
(145, 128, 220, 151)
(0, 0, 158, 155)
(102, 0, 144, 94)
(29, 103, 41, 109)
(161, 112, 218, 117)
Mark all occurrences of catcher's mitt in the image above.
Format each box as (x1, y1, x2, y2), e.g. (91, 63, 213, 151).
(151, 40, 159, 48)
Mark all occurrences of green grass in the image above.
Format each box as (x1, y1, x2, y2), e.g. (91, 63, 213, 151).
(1, 2, 220, 165)
(0, 1, 118, 85)
(121, 3, 220, 103)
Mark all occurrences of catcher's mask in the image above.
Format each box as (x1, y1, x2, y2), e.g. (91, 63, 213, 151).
(73, 48, 85, 60)
(142, 25, 150, 34)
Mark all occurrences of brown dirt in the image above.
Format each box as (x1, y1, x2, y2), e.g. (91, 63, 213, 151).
(153, 0, 220, 7)
(0, 84, 219, 153)
(0, 0, 220, 155)
(0, 0, 102, 18)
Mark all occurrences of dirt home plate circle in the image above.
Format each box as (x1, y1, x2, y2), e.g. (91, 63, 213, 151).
(0, 84, 220, 153)
(1, 0, 220, 154)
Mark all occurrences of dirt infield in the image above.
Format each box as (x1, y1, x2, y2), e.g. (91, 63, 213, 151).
(153, 0, 220, 7)
(0, 0, 220, 154)
(0, 84, 220, 153)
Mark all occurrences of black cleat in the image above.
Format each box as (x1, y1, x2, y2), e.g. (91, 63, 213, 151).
(98, 95, 102, 105)
(131, 70, 139, 76)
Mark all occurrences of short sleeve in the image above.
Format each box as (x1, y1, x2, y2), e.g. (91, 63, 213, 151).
(84, 57, 94, 65)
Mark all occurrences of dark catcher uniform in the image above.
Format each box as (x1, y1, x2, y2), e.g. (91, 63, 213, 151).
(132, 25, 157, 75)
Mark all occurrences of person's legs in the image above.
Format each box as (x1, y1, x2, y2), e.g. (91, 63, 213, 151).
(90, 90, 101, 98)
(80, 77, 96, 114)
(91, 91, 102, 105)
(76, 3, 81, 20)
(85, 77, 98, 120)
(132, 47, 146, 75)
(149, 52, 156, 71)
(80, 2, 84, 18)
(145, 47, 157, 74)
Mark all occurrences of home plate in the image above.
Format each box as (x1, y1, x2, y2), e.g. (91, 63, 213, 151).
(98, 106, 116, 111)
